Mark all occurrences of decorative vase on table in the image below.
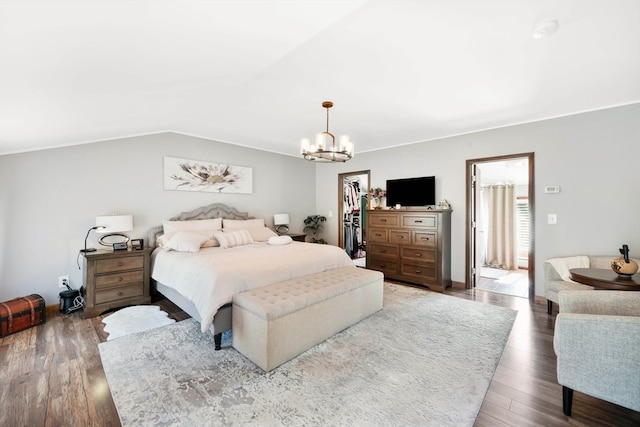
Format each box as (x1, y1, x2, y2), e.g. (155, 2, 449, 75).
(369, 187, 386, 210)
(611, 244, 639, 277)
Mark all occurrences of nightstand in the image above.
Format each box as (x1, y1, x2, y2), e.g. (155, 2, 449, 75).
(282, 233, 306, 242)
(81, 248, 151, 318)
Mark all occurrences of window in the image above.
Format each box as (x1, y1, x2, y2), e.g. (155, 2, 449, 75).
(516, 198, 529, 260)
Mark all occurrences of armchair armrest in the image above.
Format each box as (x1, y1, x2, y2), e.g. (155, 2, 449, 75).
(558, 290, 640, 316)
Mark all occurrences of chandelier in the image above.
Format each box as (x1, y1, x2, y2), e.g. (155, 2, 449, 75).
(300, 101, 354, 162)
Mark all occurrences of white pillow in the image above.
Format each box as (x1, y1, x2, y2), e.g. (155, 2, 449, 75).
(222, 218, 265, 230)
(163, 231, 210, 253)
(268, 235, 293, 245)
(162, 218, 222, 247)
(213, 230, 254, 249)
(245, 227, 278, 242)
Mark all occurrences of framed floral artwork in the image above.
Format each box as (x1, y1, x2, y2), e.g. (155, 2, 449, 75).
(163, 156, 253, 194)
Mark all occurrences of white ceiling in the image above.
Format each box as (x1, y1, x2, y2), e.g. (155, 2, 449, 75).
(1, 0, 639, 157)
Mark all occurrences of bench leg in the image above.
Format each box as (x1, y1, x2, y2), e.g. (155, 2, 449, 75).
(547, 300, 553, 315)
(214, 333, 222, 350)
(562, 386, 573, 416)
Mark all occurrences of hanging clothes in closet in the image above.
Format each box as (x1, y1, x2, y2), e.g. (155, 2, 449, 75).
(343, 179, 364, 259)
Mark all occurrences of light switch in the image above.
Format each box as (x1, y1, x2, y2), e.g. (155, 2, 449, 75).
(548, 214, 557, 224)
(328, 211, 333, 218)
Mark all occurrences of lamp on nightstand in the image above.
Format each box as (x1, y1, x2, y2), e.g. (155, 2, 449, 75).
(80, 226, 106, 253)
(95, 214, 133, 247)
(273, 213, 290, 234)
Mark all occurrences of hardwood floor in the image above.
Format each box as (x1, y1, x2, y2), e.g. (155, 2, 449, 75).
(1, 286, 638, 426)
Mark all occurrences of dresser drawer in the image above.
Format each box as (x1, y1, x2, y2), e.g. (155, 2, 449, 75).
(96, 256, 144, 273)
(402, 214, 437, 228)
(95, 270, 144, 288)
(401, 262, 436, 280)
(367, 257, 398, 276)
(401, 247, 436, 262)
(389, 230, 411, 245)
(368, 243, 399, 258)
(369, 214, 399, 227)
(95, 283, 144, 305)
(369, 228, 389, 243)
(412, 232, 436, 247)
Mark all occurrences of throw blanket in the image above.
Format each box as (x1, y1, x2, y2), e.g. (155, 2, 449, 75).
(152, 242, 354, 332)
(547, 256, 590, 282)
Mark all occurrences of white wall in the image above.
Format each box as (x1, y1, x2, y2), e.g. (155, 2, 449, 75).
(0, 132, 316, 305)
(1, 105, 638, 305)
(315, 104, 640, 296)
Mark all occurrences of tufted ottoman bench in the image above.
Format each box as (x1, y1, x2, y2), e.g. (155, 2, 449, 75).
(231, 266, 384, 371)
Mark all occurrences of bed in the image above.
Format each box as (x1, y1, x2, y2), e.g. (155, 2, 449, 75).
(148, 203, 355, 349)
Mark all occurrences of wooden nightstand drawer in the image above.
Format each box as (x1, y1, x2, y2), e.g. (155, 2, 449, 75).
(389, 230, 410, 245)
(368, 243, 399, 258)
(369, 214, 399, 227)
(95, 270, 144, 288)
(413, 232, 436, 247)
(95, 283, 144, 305)
(401, 247, 436, 262)
(96, 256, 144, 273)
(369, 228, 389, 243)
(402, 214, 436, 228)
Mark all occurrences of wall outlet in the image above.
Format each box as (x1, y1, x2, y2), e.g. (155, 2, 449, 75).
(58, 275, 70, 289)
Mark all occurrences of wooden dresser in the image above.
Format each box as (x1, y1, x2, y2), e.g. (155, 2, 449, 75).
(81, 248, 151, 318)
(366, 209, 451, 291)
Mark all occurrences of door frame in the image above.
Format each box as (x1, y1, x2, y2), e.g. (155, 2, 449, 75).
(338, 170, 370, 249)
(465, 152, 535, 300)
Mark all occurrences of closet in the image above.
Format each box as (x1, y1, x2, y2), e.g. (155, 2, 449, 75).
(338, 171, 370, 265)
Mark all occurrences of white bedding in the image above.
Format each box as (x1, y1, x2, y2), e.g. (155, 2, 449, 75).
(151, 242, 354, 332)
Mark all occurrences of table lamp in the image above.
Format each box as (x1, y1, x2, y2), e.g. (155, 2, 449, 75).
(273, 213, 290, 234)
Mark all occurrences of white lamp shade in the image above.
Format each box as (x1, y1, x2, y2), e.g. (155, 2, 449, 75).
(95, 215, 133, 233)
(273, 213, 290, 226)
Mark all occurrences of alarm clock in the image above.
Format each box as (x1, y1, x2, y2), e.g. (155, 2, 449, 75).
(113, 242, 128, 251)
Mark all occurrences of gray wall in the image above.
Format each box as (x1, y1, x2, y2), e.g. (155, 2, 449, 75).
(315, 104, 640, 296)
(1, 105, 638, 305)
(0, 133, 316, 305)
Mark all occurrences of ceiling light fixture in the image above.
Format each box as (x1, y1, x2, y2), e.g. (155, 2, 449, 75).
(300, 101, 354, 163)
(532, 19, 559, 39)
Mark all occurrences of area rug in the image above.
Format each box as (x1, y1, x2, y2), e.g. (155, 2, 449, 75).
(99, 283, 517, 426)
(102, 305, 176, 340)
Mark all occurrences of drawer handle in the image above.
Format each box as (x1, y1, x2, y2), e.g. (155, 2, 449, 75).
(421, 237, 430, 240)
(376, 233, 382, 237)
(118, 291, 123, 296)
(117, 262, 124, 267)
(118, 277, 123, 282)
(414, 269, 422, 274)
(380, 219, 387, 222)
(380, 263, 387, 268)
(380, 249, 387, 253)
(415, 220, 423, 223)
(415, 253, 422, 257)
(397, 236, 404, 239)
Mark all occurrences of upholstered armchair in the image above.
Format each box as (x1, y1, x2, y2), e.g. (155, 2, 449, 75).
(553, 290, 640, 415)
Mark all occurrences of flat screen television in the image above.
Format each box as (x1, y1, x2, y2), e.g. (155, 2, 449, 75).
(386, 176, 435, 207)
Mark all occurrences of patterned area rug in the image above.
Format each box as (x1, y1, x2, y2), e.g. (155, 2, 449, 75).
(102, 305, 176, 340)
(99, 283, 517, 426)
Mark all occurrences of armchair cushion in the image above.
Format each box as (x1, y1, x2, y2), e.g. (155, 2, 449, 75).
(554, 290, 640, 412)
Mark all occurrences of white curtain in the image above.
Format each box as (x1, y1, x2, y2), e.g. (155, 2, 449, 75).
(485, 184, 517, 270)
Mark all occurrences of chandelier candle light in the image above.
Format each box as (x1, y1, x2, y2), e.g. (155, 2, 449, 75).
(300, 101, 354, 162)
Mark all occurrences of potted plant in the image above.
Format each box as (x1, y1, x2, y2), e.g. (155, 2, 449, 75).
(368, 187, 386, 209)
(303, 215, 327, 244)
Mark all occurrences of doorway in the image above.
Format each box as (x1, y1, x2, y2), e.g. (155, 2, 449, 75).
(338, 170, 370, 267)
(465, 153, 535, 300)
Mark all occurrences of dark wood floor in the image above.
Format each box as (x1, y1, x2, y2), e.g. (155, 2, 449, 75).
(1, 285, 638, 426)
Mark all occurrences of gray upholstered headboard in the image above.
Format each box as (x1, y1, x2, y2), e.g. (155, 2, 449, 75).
(148, 203, 254, 249)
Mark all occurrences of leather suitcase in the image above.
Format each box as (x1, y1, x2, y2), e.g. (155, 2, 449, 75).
(0, 294, 46, 337)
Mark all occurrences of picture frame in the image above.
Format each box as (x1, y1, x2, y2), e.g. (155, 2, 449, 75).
(163, 156, 253, 194)
(131, 238, 144, 250)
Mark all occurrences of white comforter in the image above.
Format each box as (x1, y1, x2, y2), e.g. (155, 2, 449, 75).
(151, 242, 354, 332)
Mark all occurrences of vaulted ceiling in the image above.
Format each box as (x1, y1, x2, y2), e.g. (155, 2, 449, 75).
(1, 1, 638, 156)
